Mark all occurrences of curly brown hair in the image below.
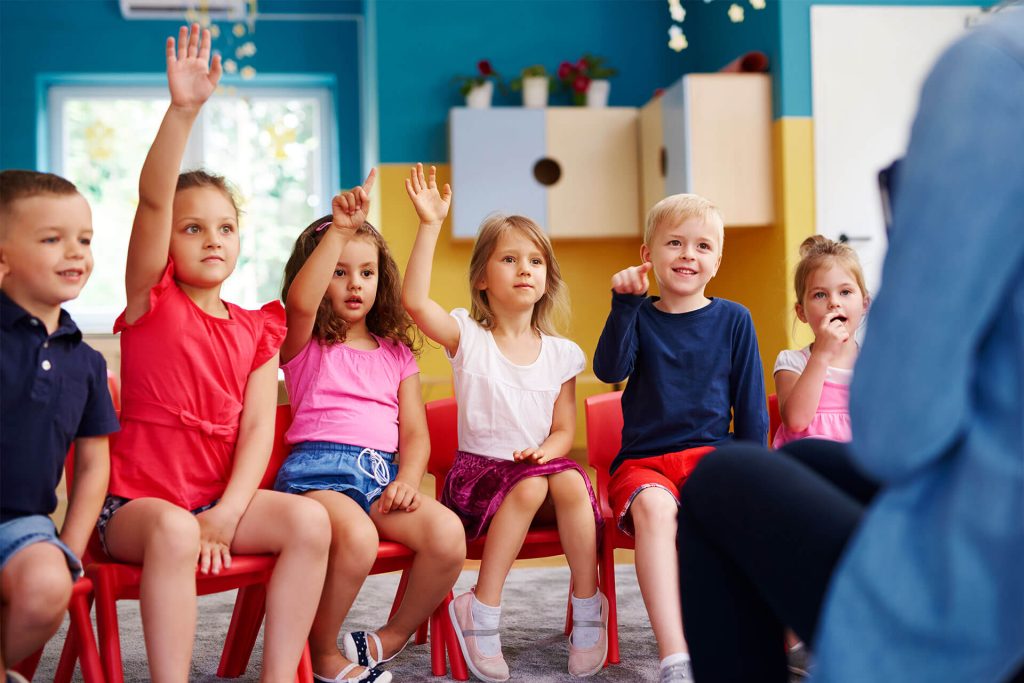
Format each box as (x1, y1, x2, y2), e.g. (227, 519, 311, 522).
(281, 216, 421, 354)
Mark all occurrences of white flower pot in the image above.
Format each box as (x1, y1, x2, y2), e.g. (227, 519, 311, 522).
(466, 80, 494, 109)
(586, 79, 611, 108)
(522, 76, 549, 108)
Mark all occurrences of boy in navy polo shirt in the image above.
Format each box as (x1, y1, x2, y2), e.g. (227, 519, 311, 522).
(593, 194, 767, 682)
(0, 170, 118, 679)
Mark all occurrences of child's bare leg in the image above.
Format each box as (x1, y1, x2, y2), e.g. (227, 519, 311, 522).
(370, 496, 466, 658)
(546, 470, 598, 598)
(299, 490, 375, 677)
(231, 490, 330, 683)
(630, 488, 688, 657)
(475, 477, 549, 606)
(104, 499, 201, 683)
(0, 543, 73, 665)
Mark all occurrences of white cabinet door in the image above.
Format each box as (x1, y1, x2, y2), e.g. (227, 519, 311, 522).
(449, 108, 547, 238)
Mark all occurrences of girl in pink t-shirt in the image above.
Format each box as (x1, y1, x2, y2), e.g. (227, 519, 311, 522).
(104, 25, 330, 683)
(276, 174, 465, 683)
(773, 236, 870, 448)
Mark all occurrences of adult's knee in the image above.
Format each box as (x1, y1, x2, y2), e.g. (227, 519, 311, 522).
(146, 507, 201, 564)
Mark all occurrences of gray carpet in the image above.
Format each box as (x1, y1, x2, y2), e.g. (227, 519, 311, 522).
(34, 564, 666, 682)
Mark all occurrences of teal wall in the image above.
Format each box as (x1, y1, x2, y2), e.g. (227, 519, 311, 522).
(372, 0, 778, 163)
(0, 0, 365, 186)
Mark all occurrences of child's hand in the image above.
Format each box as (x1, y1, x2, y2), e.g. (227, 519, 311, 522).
(513, 447, 555, 465)
(611, 262, 652, 296)
(378, 480, 421, 513)
(195, 506, 240, 575)
(331, 168, 377, 233)
(405, 163, 452, 227)
(813, 311, 851, 361)
(166, 24, 222, 111)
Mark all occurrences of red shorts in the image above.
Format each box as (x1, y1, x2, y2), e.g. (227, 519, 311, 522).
(608, 446, 716, 536)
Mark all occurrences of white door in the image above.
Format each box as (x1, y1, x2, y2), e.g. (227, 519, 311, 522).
(811, 5, 981, 294)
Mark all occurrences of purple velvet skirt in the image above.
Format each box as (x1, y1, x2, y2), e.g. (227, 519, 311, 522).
(441, 450, 603, 541)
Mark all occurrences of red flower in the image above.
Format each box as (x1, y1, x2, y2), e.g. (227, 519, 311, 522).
(576, 58, 589, 73)
(557, 61, 574, 80)
(573, 75, 591, 93)
(477, 60, 493, 76)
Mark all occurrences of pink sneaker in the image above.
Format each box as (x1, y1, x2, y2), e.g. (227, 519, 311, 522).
(449, 590, 510, 682)
(567, 592, 609, 677)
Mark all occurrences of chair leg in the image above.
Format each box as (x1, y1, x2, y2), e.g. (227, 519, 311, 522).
(440, 592, 468, 681)
(601, 541, 620, 665)
(218, 584, 268, 678)
(69, 589, 104, 683)
(294, 642, 313, 683)
(92, 569, 126, 683)
(54, 627, 79, 683)
(429, 602, 446, 676)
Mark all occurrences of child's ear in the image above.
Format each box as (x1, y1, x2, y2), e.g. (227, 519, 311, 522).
(640, 243, 651, 264)
(795, 302, 808, 324)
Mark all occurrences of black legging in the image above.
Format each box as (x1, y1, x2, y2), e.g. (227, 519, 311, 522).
(677, 439, 1024, 683)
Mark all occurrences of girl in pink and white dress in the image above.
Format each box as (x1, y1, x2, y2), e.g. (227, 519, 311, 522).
(773, 236, 870, 448)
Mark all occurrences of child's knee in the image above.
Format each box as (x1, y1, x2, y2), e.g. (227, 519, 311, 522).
(329, 512, 378, 565)
(630, 489, 679, 532)
(283, 497, 331, 556)
(147, 508, 201, 562)
(505, 477, 548, 507)
(7, 548, 73, 625)
(425, 509, 467, 565)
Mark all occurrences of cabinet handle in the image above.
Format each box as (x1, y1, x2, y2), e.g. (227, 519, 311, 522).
(838, 233, 872, 244)
(533, 158, 562, 186)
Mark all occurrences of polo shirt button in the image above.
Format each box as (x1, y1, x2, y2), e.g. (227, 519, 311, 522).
(43, 341, 50, 349)
(41, 360, 52, 371)
(30, 319, 39, 326)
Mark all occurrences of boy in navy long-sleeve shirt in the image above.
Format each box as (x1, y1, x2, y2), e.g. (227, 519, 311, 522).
(593, 193, 767, 681)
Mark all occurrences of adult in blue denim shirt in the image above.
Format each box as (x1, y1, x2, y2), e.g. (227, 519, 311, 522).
(674, 8, 1024, 683)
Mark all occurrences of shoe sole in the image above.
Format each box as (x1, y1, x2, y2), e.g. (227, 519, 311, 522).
(448, 600, 510, 683)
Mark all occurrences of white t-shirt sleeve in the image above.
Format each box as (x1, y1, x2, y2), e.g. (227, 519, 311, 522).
(557, 339, 587, 384)
(446, 308, 477, 366)
(774, 347, 809, 376)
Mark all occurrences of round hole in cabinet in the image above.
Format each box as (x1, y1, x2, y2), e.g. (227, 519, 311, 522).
(533, 158, 562, 186)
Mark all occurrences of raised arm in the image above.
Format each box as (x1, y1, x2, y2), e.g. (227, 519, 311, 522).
(125, 24, 221, 324)
(592, 264, 650, 383)
(401, 163, 461, 356)
(281, 170, 376, 362)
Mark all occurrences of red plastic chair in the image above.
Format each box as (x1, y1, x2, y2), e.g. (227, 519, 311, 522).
(80, 404, 313, 683)
(583, 391, 630, 666)
(106, 370, 121, 412)
(11, 576, 104, 683)
(768, 393, 781, 445)
(220, 406, 453, 679)
(425, 397, 588, 680)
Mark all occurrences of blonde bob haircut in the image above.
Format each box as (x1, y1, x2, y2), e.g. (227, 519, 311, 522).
(644, 193, 725, 250)
(468, 214, 569, 337)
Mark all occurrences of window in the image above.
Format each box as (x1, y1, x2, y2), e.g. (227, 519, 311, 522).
(48, 82, 336, 332)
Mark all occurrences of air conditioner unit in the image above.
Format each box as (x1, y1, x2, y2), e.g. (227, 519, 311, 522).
(119, 0, 248, 20)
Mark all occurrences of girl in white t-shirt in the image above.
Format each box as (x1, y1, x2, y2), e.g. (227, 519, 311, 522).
(773, 235, 869, 448)
(402, 164, 606, 682)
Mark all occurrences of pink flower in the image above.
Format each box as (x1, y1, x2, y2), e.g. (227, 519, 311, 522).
(573, 75, 591, 93)
(557, 61, 573, 80)
(477, 60, 493, 76)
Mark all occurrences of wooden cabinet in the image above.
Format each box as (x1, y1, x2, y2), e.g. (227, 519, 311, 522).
(639, 73, 774, 227)
(449, 107, 641, 239)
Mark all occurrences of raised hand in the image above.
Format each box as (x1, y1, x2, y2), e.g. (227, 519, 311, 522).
(166, 23, 222, 111)
(611, 262, 652, 296)
(405, 163, 452, 227)
(331, 168, 377, 233)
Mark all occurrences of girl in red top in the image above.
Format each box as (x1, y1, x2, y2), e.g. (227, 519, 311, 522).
(102, 25, 330, 683)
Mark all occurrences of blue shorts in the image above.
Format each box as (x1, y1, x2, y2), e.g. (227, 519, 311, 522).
(0, 514, 82, 579)
(274, 441, 398, 514)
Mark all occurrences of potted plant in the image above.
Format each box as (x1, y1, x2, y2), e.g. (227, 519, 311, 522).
(558, 54, 618, 107)
(454, 60, 504, 108)
(511, 64, 551, 108)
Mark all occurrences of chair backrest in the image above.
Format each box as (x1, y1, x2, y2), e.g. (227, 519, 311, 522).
(584, 391, 624, 517)
(107, 370, 121, 412)
(259, 403, 294, 490)
(768, 393, 781, 445)
(424, 397, 458, 498)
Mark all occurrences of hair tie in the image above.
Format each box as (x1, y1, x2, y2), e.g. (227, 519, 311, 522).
(314, 220, 332, 233)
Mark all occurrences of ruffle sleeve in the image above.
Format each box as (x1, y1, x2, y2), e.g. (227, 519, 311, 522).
(251, 300, 287, 371)
(113, 261, 177, 333)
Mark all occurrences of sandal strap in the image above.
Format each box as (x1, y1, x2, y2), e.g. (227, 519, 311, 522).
(572, 619, 605, 628)
(462, 627, 500, 637)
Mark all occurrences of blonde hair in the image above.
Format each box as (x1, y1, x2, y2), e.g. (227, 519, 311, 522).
(644, 193, 724, 248)
(468, 214, 569, 336)
(794, 235, 869, 305)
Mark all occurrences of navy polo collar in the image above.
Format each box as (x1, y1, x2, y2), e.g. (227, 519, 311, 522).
(0, 290, 83, 342)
